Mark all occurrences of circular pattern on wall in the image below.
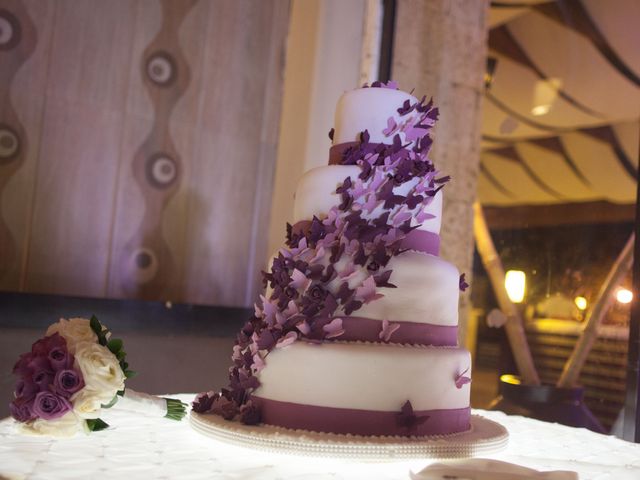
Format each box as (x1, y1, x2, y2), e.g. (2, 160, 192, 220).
(146, 153, 178, 189)
(0, 9, 21, 50)
(0, 125, 20, 161)
(145, 51, 176, 87)
(131, 247, 159, 284)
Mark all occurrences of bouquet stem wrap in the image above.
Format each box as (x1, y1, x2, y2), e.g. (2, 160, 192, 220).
(119, 389, 187, 420)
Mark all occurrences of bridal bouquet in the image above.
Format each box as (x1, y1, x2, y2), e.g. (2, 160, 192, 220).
(10, 316, 186, 437)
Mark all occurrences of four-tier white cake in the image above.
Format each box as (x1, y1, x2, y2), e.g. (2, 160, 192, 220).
(193, 82, 472, 437)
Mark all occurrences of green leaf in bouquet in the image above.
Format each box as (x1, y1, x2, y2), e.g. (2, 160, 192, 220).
(117, 389, 125, 397)
(124, 369, 137, 379)
(107, 338, 123, 354)
(90, 315, 102, 336)
(101, 394, 119, 409)
(116, 351, 126, 361)
(86, 418, 109, 432)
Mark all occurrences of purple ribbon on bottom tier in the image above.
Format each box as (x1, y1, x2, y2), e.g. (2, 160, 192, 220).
(251, 396, 471, 437)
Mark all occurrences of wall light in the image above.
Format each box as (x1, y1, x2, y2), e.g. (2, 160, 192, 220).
(616, 288, 633, 304)
(574, 296, 588, 311)
(531, 78, 561, 117)
(505, 270, 526, 304)
(531, 104, 551, 116)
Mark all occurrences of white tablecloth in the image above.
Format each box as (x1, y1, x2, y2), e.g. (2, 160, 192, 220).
(1, 395, 639, 480)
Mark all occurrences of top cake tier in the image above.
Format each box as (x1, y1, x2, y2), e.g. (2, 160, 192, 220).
(332, 87, 419, 145)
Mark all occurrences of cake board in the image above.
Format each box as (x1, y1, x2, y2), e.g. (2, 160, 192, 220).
(190, 412, 508, 461)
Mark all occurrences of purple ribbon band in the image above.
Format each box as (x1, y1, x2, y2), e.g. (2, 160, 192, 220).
(402, 229, 440, 256)
(251, 396, 471, 437)
(291, 221, 440, 256)
(316, 316, 457, 346)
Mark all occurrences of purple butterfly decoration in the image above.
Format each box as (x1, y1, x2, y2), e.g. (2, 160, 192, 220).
(459, 273, 469, 292)
(296, 320, 311, 335)
(379, 319, 400, 342)
(251, 353, 266, 373)
(355, 276, 384, 304)
(415, 209, 436, 224)
(289, 268, 311, 291)
(322, 318, 345, 339)
(275, 331, 298, 349)
(455, 367, 472, 389)
(396, 400, 429, 433)
(382, 117, 399, 137)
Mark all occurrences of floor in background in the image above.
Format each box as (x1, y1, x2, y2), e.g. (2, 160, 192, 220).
(471, 367, 499, 409)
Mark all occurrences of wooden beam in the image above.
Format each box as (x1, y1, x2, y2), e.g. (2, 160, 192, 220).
(484, 201, 636, 230)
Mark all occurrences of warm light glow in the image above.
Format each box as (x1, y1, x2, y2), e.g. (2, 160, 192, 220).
(616, 288, 633, 304)
(574, 296, 588, 311)
(505, 270, 526, 303)
(531, 78, 561, 117)
(531, 104, 551, 116)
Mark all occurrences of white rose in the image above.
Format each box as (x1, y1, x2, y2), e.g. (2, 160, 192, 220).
(74, 343, 125, 400)
(71, 387, 113, 419)
(46, 318, 98, 354)
(19, 411, 83, 438)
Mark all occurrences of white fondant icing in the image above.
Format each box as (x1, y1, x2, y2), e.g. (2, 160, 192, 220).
(293, 165, 443, 234)
(333, 88, 419, 145)
(352, 251, 459, 326)
(254, 341, 471, 411)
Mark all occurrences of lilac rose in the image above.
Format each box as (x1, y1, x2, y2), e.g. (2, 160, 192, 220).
(32, 391, 72, 420)
(54, 369, 84, 397)
(10, 396, 36, 423)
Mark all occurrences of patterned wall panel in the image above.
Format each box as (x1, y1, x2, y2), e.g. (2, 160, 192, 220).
(106, 0, 290, 306)
(178, 0, 290, 306)
(109, 0, 195, 300)
(22, 0, 138, 297)
(0, 0, 36, 289)
(0, 0, 289, 306)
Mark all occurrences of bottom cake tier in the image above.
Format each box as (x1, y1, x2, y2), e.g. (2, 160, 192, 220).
(251, 341, 472, 436)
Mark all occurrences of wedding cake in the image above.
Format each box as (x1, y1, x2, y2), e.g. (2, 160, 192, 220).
(193, 82, 472, 437)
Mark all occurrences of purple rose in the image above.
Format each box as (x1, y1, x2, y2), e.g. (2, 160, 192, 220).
(192, 391, 219, 413)
(31, 333, 66, 357)
(10, 397, 36, 423)
(33, 369, 54, 392)
(239, 401, 262, 425)
(28, 354, 53, 374)
(54, 369, 84, 397)
(308, 285, 327, 303)
(211, 397, 238, 421)
(15, 379, 39, 400)
(273, 269, 290, 287)
(32, 391, 72, 420)
(48, 347, 74, 371)
(13, 352, 35, 377)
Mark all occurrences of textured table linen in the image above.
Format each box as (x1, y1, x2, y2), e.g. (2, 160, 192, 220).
(1, 394, 639, 480)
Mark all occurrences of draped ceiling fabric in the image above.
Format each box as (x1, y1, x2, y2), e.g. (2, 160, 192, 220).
(479, 0, 640, 209)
